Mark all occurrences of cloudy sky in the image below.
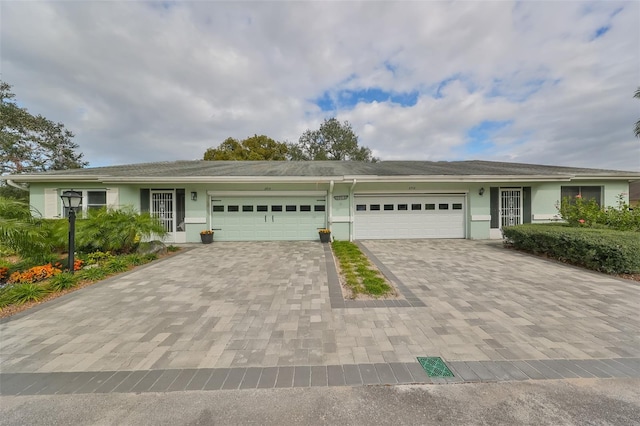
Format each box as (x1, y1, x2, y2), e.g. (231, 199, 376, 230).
(2, 1, 639, 171)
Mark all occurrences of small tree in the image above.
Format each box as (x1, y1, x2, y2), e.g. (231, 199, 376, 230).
(289, 118, 378, 162)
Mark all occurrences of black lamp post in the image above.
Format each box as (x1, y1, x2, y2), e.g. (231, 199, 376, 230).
(60, 190, 83, 274)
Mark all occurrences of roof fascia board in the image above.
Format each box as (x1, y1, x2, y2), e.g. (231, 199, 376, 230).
(102, 176, 343, 183)
(345, 175, 575, 182)
(570, 176, 640, 181)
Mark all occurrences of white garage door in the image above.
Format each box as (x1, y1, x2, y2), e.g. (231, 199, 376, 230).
(354, 194, 466, 239)
(210, 196, 327, 241)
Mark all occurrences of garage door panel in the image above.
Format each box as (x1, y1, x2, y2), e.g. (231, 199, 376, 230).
(212, 196, 326, 241)
(355, 195, 465, 239)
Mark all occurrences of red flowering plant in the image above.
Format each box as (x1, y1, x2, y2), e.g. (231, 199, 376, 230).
(557, 195, 604, 227)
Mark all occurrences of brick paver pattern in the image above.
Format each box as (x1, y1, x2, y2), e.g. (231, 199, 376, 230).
(1, 240, 638, 394)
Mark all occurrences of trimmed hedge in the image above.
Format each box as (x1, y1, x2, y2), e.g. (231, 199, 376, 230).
(502, 224, 640, 274)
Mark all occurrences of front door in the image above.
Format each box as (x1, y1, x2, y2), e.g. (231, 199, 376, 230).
(500, 188, 522, 228)
(151, 190, 175, 241)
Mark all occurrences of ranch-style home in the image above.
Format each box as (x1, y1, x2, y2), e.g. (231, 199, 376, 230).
(5, 160, 640, 243)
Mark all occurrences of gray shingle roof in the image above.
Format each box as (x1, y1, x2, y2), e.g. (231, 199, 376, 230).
(5, 160, 639, 180)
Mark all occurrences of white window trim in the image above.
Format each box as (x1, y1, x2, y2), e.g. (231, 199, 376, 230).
(60, 189, 109, 217)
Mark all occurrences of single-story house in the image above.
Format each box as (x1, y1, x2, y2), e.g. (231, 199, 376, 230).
(4, 160, 640, 243)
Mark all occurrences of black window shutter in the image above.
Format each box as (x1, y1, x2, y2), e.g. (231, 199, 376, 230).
(523, 187, 532, 224)
(140, 189, 150, 213)
(490, 187, 499, 229)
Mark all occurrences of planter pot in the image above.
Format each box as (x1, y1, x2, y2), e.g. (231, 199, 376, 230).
(319, 232, 331, 243)
(200, 233, 214, 244)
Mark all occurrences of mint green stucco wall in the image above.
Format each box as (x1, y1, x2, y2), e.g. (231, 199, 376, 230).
(24, 179, 633, 242)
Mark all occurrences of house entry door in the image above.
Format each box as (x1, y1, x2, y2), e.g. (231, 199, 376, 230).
(151, 191, 175, 240)
(500, 188, 522, 228)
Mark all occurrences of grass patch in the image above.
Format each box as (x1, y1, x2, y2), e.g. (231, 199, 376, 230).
(331, 241, 393, 297)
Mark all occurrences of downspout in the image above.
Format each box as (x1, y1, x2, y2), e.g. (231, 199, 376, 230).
(6, 179, 29, 191)
(328, 180, 334, 231)
(349, 179, 357, 241)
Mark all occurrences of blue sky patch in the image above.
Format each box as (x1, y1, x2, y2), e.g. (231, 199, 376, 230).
(314, 88, 419, 111)
(463, 120, 513, 155)
(487, 77, 558, 102)
(591, 25, 611, 40)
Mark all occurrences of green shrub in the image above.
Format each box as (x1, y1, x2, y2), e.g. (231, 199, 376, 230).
(0, 197, 53, 263)
(105, 258, 130, 273)
(558, 193, 640, 232)
(143, 253, 158, 262)
(166, 245, 180, 252)
(86, 251, 115, 265)
(503, 224, 640, 274)
(0, 286, 12, 308)
(6, 283, 50, 305)
(77, 266, 109, 281)
(122, 253, 145, 266)
(74, 207, 167, 254)
(47, 272, 79, 292)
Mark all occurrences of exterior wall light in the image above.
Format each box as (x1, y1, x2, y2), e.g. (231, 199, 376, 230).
(478, 187, 485, 196)
(60, 190, 83, 274)
(191, 191, 198, 201)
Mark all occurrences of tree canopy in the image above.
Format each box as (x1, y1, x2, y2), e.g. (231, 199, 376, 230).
(203, 135, 289, 161)
(288, 118, 377, 162)
(1, 81, 87, 176)
(635, 87, 640, 138)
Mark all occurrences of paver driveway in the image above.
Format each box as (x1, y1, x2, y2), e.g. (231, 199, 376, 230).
(1, 240, 638, 388)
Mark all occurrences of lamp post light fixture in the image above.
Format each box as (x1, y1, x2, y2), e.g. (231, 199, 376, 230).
(60, 190, 83, 274)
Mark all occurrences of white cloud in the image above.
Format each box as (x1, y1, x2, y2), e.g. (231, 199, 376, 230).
(2, 0, 638, 170)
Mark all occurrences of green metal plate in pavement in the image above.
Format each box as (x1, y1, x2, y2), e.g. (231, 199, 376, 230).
(417, 357, 455, 377)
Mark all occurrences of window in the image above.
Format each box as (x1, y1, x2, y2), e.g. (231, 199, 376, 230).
(242, 205, 253, 212)
(384, 204, 394, 211)
(314, 205, 325, 212)
(370, 204, 380, 211)
(411, 204, 422, 211)
(398, 204, 408, 211)
(452, 203, 463, 210)
(271, 205, 283, 212)
(62, 189, 107, 217)
(561, 186, 602, 206)
(286, 205, 297, 212)
(87, 191, 107, 210)
(425, 204, 435, 210)
(227, 205, 239, 212)
(356, 204, 367, 211)
(300, 205, 311, 212)
(257, 205, 268, 212)
(439, 204, 449, 210)
(212, 205, 224, 212)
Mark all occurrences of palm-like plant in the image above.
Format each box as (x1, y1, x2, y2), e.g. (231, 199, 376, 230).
(74, 206, 168, 254)
(0, 197, 50, 262)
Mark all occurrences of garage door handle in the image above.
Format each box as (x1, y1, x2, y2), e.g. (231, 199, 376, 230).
(272, 215, 274, 222)
(264, 215, 267, 222)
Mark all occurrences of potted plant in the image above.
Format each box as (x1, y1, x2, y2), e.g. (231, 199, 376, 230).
(318, 228, 331, 243)
(200, 230, 214, 244)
